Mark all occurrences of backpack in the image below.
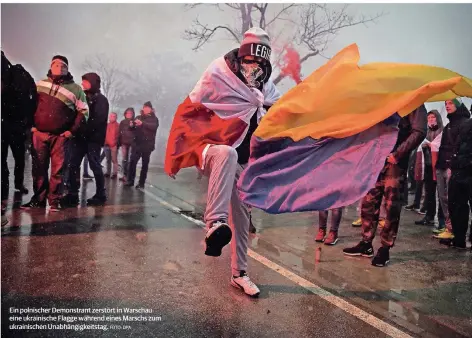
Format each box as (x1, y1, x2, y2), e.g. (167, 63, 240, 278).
(1, 52, 38, 127)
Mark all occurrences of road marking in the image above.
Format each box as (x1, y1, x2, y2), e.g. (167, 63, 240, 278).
(143, 187, 412, 338)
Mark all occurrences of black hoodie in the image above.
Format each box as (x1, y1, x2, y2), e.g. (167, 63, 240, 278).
(436, 104, 471, 170)
(451, 117, 472, 170)
(81, 73, 109, 145)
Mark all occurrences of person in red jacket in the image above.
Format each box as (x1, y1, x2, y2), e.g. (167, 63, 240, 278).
(104, 112, 120, 179)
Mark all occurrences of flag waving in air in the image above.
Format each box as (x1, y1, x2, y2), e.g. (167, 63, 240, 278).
(164, 57, 280, 176)
(237, 44, 472, 214)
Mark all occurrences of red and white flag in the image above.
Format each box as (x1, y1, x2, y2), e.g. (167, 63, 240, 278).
(165, 57, 280, 175)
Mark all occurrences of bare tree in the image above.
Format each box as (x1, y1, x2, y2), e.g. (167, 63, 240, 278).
(183, 4, 384, 84)
(82, 54, 125, 110)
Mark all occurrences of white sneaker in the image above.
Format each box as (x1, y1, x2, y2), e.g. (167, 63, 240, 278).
(231, 272, 260, 297)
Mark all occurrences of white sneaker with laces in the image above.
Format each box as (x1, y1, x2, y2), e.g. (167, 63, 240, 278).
(231, 273, 260, 297)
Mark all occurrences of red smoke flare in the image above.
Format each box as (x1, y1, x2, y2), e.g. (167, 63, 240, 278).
(280, 46, 302, 84)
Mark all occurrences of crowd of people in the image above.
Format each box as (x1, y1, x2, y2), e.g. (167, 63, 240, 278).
(1, 53, 159, 222)
(336, 99, 472, 254)
(2, 27, 472, 299)
(163, 27, 472, 297)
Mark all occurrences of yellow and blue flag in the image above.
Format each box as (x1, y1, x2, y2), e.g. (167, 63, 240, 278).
(237, 44, 472, 214)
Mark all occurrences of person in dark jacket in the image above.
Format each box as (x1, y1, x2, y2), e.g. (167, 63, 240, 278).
(118, 108, 136, 181)
(448, 115, 472, 250)
(343, 105, 427, 267)
(62, 72, 109, 207)
(1, 52, 37, 202)
(21, 55, 89, 211)
(434, 99, 471, 242)
(125, 101, 159, 189)
(414, 110, 444, 226)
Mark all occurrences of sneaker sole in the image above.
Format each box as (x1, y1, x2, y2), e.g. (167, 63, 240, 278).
(20, 206, 46, 210)
(324, 238, 339, 246)
(87, 202, 106, 206)
(343, 252, 374, 258)
(205, 224, 232, 257)
(315, 239, 325, 243)
(230, 279, 260, 298)
(372, 260, 389, 267)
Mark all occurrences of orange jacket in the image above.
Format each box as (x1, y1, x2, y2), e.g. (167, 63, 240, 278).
(105, 121, 120, 147)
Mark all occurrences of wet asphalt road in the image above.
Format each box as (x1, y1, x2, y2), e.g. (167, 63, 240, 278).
(2, 157, 471, 337)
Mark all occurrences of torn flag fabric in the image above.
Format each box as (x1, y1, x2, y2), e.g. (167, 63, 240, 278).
(237, 44, 472, 214)
(164, 56, 280, 175)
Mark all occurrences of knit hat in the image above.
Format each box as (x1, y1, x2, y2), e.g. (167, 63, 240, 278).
(238, 27, 272, 62)
(144, 101, 153, 109)
(451, 98, 462, 109)
(51, 55, 69, 67)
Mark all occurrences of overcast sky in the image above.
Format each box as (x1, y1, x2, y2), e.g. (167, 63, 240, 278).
(2, 3, 472, 117)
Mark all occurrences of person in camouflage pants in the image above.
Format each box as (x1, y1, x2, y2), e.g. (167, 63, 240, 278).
(360, 163, 406, 248)
(343, 105, 427, 267)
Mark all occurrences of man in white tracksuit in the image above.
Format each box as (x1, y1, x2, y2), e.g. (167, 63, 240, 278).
(165, 27, 281, 297)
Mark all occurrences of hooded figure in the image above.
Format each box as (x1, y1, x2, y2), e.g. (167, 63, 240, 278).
(414, 109, 444, 181)
(118, 107, 136, 180)
(61, 72, 109, 208)
(164, 27, 281, 297)
(413, 110, 445, 226)
(118, 107, 136, 147)
(81, 72, 109, 146)
(434, 100, 471, 241)
(436, 100, 471, 170)
(448, 114, 472, 249)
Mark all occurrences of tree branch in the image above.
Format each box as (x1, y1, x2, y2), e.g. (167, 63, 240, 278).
(265, 3, 298, 28)
(225, 3, 241, 10)
(183, 18, 240, 50)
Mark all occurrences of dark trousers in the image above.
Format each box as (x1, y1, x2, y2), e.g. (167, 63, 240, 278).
(424, 166, 438, 221)
(1, 130, 26, 201)
(68, 139, 105, 198)
(361, 162, 406, 247)
(121, 145, 132, 176)
(63, 139, 72, 190)
(413, 180, 424, 209)
(448, 169, 472, 243)
(319, 208, 343, 232)
(127, 148, 152, 185)
(408, 152, 417, 190)
(83, 156, 90, 177)
(31, 131, 68, 205)
(100, 149, 106, 163)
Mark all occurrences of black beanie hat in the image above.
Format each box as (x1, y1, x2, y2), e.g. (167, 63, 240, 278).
(238, 27, 272, 62)
(144, 101, 153, 109)
(51, 55, 69, 67)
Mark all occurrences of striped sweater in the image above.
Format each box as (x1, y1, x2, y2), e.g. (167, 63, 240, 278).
(34, 77, 89, 135)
